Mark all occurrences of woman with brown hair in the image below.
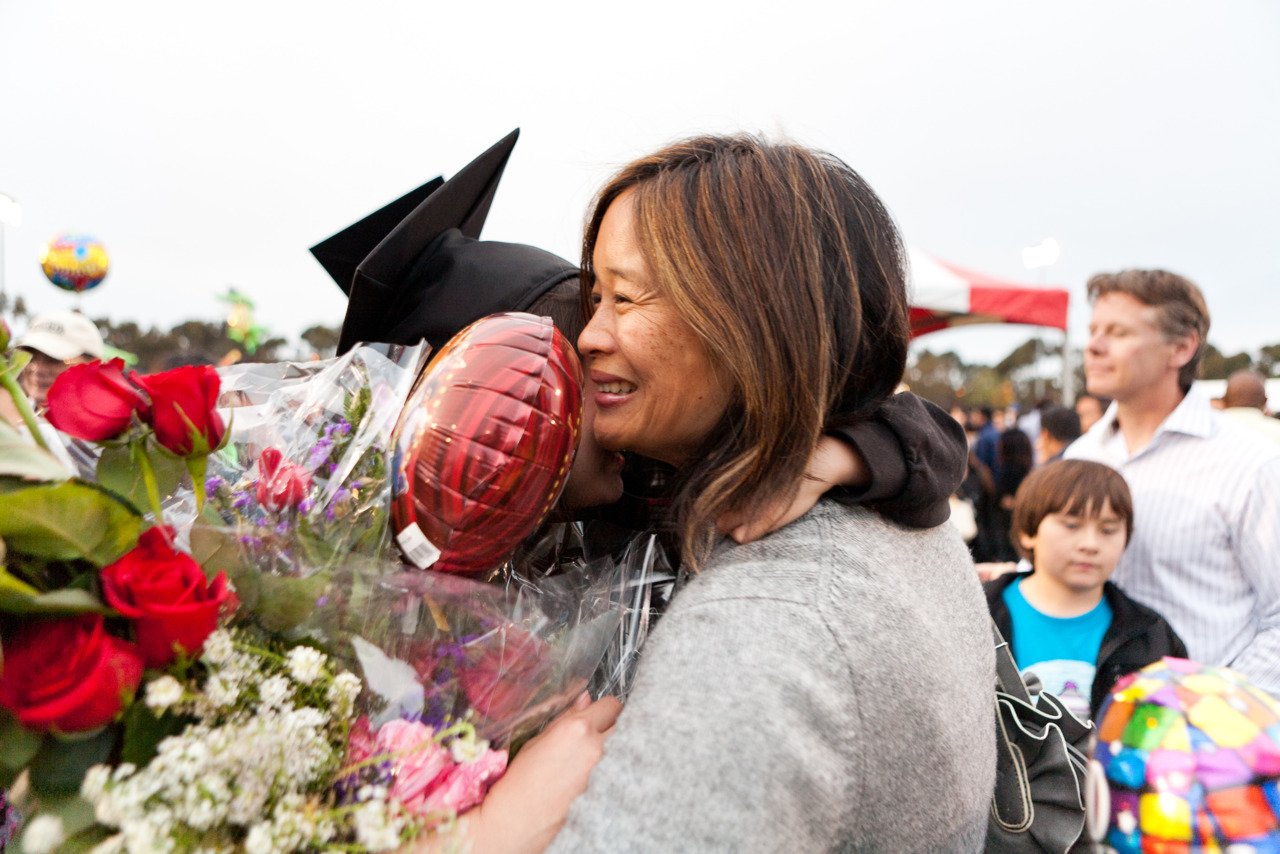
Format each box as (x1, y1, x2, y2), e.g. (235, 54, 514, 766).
(463, 135, 996, 852)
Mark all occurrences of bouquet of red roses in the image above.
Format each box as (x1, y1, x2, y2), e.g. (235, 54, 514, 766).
(0, 324, 238, 851)
(0, 317, 626, 852)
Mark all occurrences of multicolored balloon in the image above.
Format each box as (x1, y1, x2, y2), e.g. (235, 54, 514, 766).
(40, 234, 109, 293)
(1087, 657, 1280, 852)
(390, 312, 582, 575)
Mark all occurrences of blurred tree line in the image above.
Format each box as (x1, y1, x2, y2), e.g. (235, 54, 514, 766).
(89, 320, 342, 372)
(906, 339, 1280, 408)
(0, 295, 341, 372)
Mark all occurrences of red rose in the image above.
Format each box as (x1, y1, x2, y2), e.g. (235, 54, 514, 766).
(135, 365, 225, 456)
(45, 358, 149, 441)
(100, 526, 234, 667)
(0, 614, 144, 732)
(256, 447, 312, 511)
(459, 626, 551, 724)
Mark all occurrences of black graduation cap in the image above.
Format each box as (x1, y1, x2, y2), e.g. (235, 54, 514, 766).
(310, 177, 444, 297)
(312, 129, 579, 355)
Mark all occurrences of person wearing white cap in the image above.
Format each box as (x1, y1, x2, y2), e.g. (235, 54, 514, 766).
(13, 310, 105, 412)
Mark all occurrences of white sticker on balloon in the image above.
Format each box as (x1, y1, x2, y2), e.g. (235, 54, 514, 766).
(396, 523, 441, 569)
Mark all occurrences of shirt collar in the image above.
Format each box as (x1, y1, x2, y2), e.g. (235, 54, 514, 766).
(1158, 384, 1215, 439)
(1098, 384, 1215, 443)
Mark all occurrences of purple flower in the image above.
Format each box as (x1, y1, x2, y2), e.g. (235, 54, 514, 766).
(232, 491, 253, 510)
(0, 788, 20, 849)
(298, 497, 314, 515)
(205, 475, 225, 494)
(307, 437, 334, 469)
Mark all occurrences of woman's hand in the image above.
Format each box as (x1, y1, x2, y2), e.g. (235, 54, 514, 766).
(462, 693, 623, 854)
(975, 561, 1017, 582)
(717, 436, 868, 544)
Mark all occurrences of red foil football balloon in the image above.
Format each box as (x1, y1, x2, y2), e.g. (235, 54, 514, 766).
(391, 313, 582, 575)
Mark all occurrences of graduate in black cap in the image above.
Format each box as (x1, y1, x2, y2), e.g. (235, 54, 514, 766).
(313, 129, 967, 533)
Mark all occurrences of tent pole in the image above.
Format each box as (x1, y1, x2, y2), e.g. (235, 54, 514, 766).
(1061, 325, 1075, 405)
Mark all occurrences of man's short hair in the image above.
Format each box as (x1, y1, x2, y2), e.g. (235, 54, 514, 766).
(1087, 269, 1210, 391)
(1040, 405, 1081, 444)
(1012, 459, 1133, 560)
(1222, 369, 1268, 410)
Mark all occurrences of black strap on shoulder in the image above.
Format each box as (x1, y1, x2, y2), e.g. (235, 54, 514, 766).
(992, 619, 1032, 705)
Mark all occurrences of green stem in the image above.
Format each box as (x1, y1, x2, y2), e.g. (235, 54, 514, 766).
(0, 368, 52, 452)
(188, 453, 208, 514)
(134, 442, 166, 523)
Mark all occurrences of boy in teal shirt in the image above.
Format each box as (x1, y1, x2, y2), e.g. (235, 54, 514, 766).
(984, 459, 1186, 719)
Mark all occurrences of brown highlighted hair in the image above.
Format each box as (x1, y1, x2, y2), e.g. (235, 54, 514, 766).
(581, 135, 910, 566)
(1011, 460, 1133, 560)
(1087, 269, 1210, 391)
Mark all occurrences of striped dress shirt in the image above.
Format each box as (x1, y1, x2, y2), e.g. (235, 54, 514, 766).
(1065, 386, 1280, 697)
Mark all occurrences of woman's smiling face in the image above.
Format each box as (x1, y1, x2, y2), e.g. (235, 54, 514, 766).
(577, 190, 732, 467)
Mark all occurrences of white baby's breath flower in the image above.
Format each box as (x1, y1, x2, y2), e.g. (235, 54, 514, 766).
(112, 762, 137, 782)
(286, 646, 327, 685)
(94, 790, 123, 826)
(82, 763, 113, 802)
(184, 793, 218, 831)
(258, 674, 292, 710)
(21, 815, 66, 854)
(205, 674, 239, 708)
(327, 671, 362, 715)
(202, 629, 234, 665)
(74, 632, 351, 852)
(146, 675, 185, 712)
(243, 824, 274, 854)
(353, 800, 404, 852)
(121, 814, 168, 853)
(449, 733, 491, 764)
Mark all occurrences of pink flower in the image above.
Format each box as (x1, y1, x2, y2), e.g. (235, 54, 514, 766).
(346, 715, 377, 766)
(255, 448, 311, 511)
(376, 720, 453, 813)
(420, 748, 508, 816)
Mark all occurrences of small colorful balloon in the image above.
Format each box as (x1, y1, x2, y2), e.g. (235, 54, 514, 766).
(40, 234, 109, 293)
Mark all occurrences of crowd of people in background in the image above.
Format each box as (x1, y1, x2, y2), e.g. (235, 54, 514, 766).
(948, 268, 1280, 710)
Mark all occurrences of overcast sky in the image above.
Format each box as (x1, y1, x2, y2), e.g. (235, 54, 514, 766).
(1, 0, 1276, 364)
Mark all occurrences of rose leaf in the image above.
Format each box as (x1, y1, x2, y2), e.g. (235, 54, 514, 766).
(0, 421, 72, 483)
(27, 725, 117, 796)
(96, 443, 186, 515)
(0, 711, 44, 788)
(0, 480, 143, 566)
(189, 525, 260, 611)
(120, 700, 187, 767)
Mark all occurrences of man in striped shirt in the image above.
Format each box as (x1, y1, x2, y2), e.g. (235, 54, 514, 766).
(1065, 269, 1280, 697)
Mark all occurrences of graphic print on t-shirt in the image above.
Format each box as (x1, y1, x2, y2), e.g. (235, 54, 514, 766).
(1022, 659, 1095, 721)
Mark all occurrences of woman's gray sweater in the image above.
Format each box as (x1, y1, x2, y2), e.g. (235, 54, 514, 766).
(548, 501, 996, 852)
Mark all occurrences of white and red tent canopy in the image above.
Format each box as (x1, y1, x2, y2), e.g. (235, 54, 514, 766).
(907, 248, 1069, 337)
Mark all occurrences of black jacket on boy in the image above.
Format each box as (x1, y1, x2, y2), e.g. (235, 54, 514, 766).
(984, 572, 1189, 716)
